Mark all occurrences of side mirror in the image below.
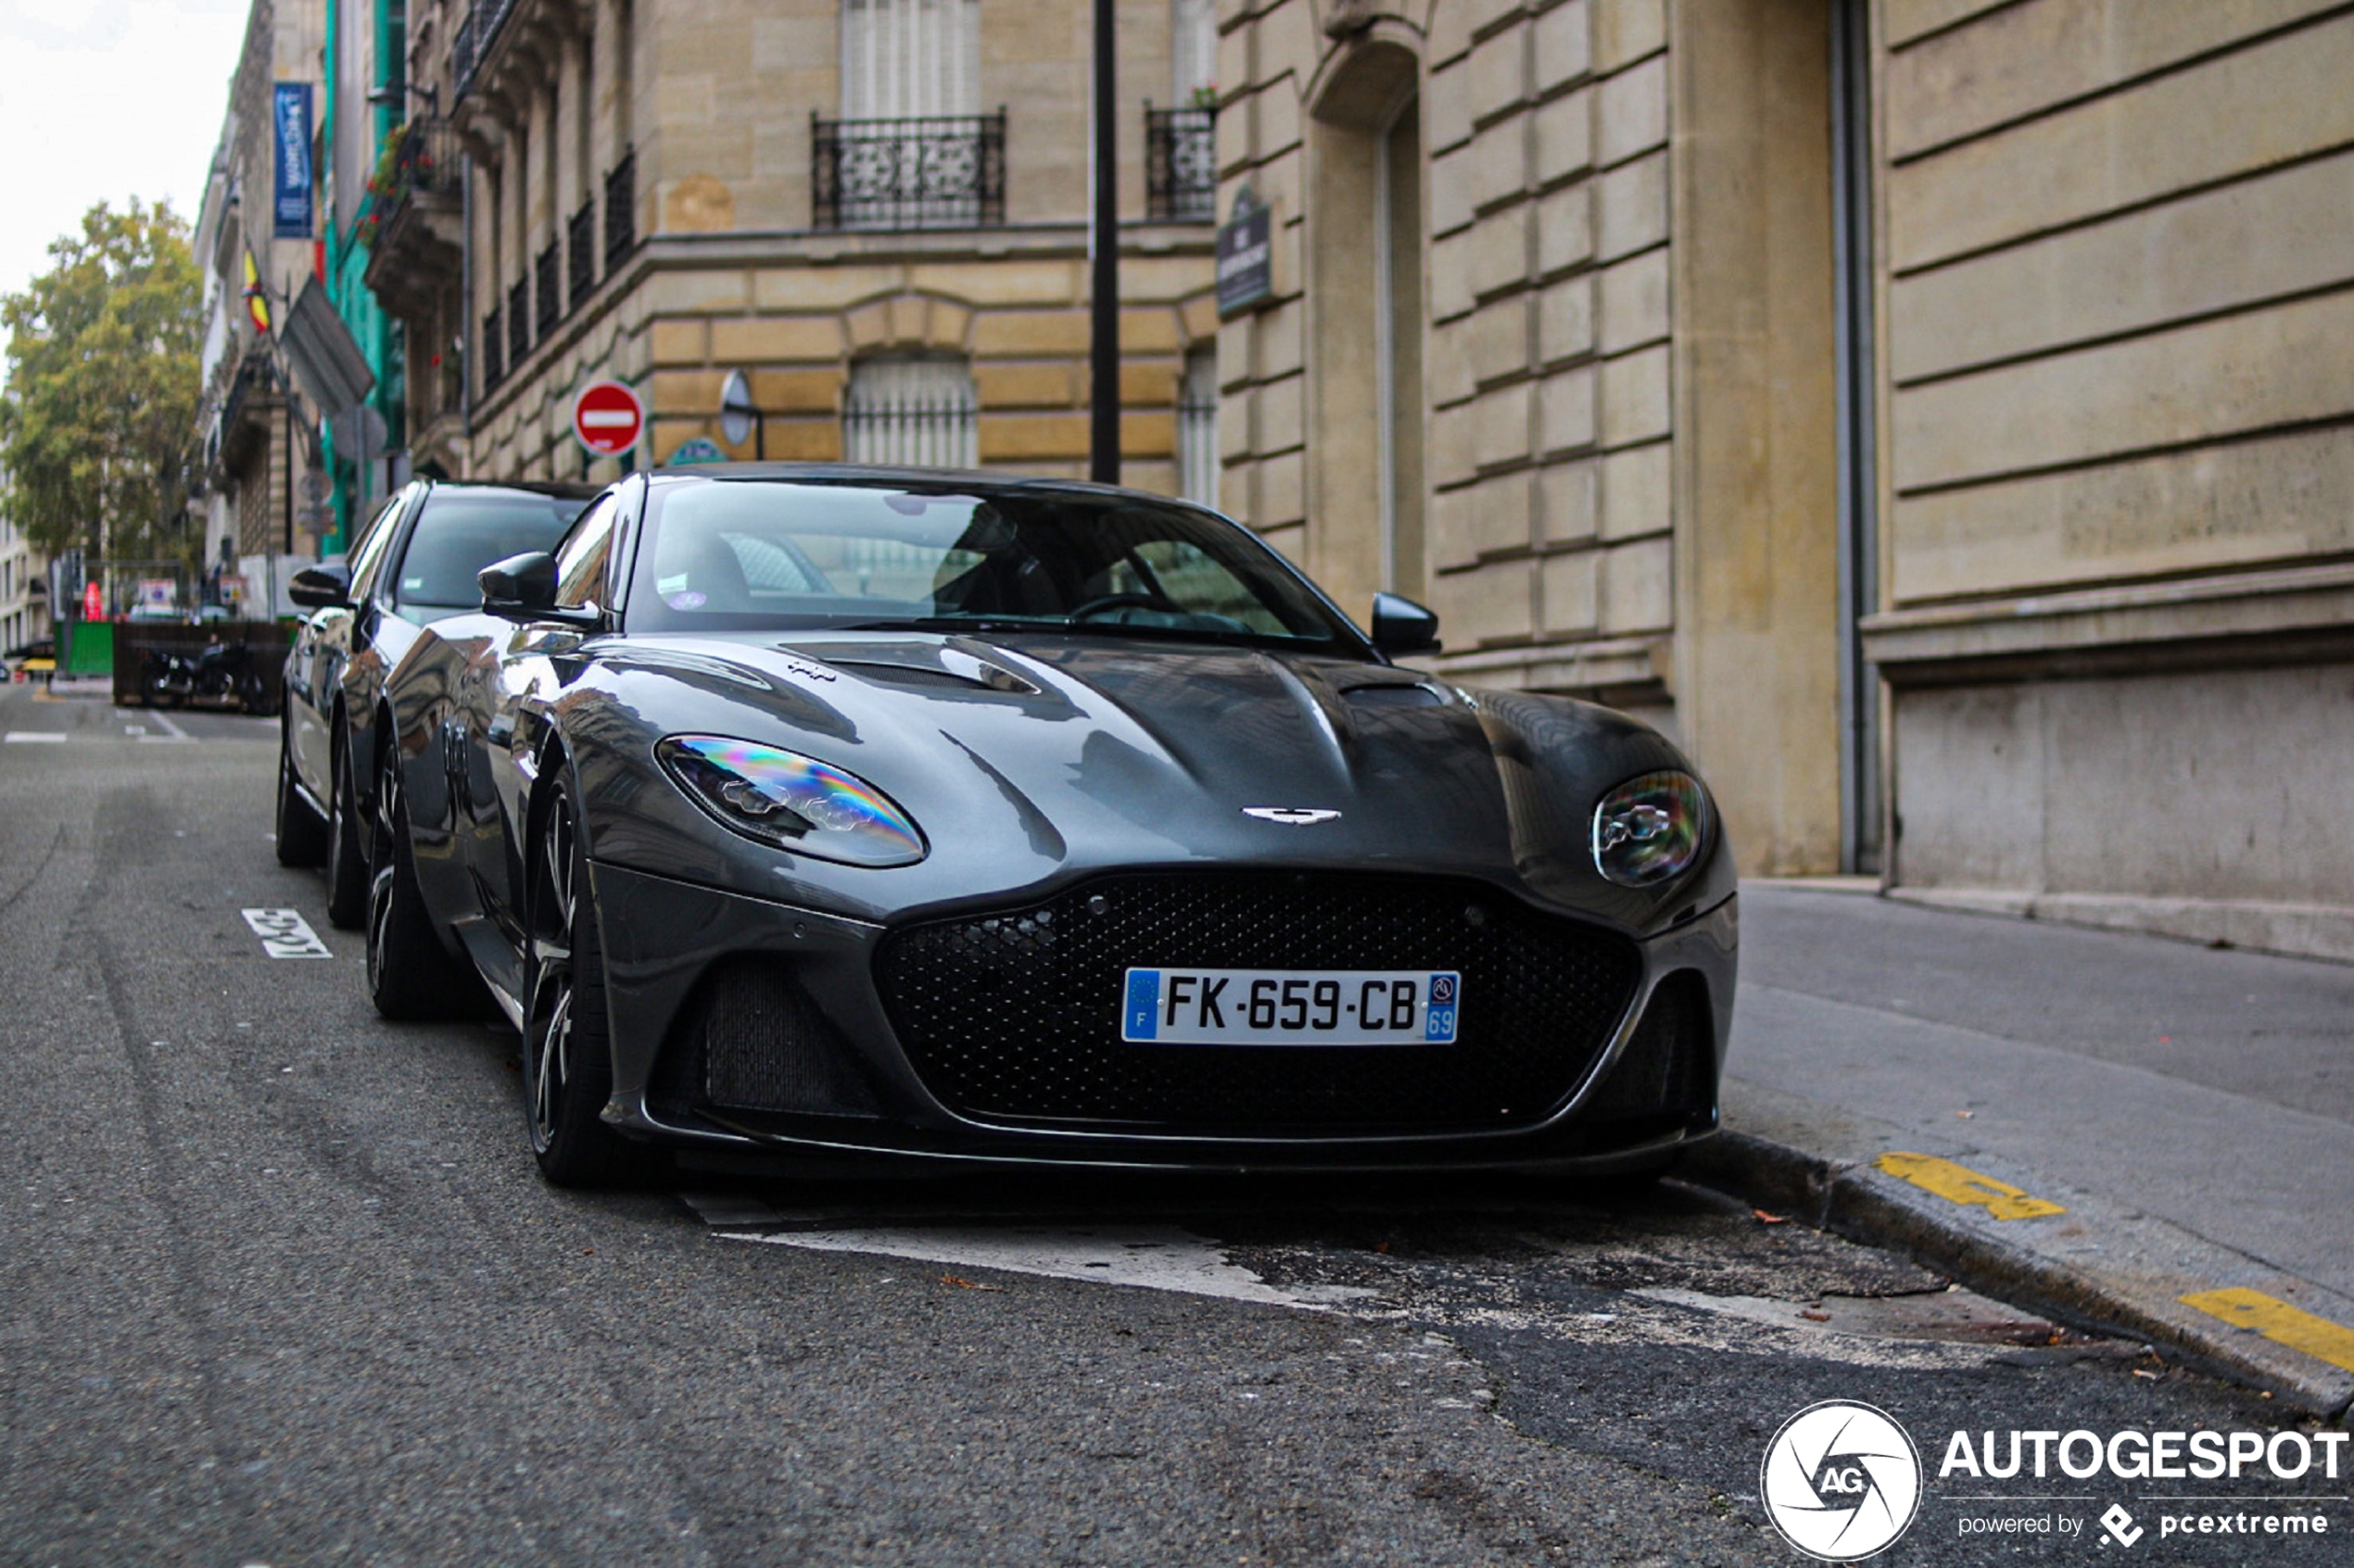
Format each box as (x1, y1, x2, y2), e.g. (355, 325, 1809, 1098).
(288, 564, 352, 611)
(479, 550, 558, 615)
(480, 551, 601, 628)
(1369, 592, 1441, 657)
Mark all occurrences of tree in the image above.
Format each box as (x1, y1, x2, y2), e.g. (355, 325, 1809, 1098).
(0, 200, 202, 563)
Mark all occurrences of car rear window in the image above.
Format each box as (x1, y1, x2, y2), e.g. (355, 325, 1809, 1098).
(394, 491, 592, 614)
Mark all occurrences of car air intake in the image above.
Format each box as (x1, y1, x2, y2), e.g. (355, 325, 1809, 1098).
(1577, 970, 1715, 1132)
(875, 870, 1641, 1134)
(653, 958, 879, 1119)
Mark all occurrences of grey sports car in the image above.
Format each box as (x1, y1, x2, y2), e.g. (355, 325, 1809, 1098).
(363, 465, 1736, 1185)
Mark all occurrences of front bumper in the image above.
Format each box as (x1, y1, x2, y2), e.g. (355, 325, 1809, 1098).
(591, 862, 1737, 1173)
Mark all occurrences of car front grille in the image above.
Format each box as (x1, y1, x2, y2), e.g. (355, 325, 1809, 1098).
(874, 870, 1642, 1133)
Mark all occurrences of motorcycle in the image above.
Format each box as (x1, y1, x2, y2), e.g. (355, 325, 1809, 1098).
(140, 639, 275, 714)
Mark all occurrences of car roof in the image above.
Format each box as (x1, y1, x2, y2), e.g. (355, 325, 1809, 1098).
(641, 462, 1217, 509)
(420, 477, 603, 501)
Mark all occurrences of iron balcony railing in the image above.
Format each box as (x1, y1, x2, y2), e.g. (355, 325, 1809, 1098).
(364, 117, 460, 237)
(453, 0, 520, 100)
(812, 110, 1006, 231)
(604, 150, 637, 272)
(1145, 105, 1217, 222)
(482, 305, 504, 394)
(534, 244, 560, 336)
(507, 278, 530, 367)
(568, 201, 596, 311)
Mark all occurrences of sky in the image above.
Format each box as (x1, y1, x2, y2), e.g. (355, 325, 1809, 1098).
(0, 0, 252, 316)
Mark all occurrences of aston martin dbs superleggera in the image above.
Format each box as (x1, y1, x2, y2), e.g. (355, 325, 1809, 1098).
(361, 465, 1736, 1185)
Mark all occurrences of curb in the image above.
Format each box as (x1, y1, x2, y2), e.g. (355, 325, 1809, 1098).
(1680, 1124, 2354, 1425)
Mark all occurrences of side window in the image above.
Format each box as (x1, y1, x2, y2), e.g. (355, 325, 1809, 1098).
(346, 490, 408, 603)
(553, 495, 619, 610)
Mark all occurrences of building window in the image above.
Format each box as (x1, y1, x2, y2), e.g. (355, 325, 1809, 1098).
(842, 355, 977, 469)
(1178, 348, 1219, 507)
(1171, 0, 1216, 104)
(840, 0, 980, 120)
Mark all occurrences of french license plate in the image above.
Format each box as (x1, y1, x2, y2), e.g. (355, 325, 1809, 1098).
(1120, 967, 1461, 1046)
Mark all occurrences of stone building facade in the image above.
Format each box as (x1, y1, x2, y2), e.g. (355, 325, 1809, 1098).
(1212, 0, 2354, 960)
(423, 0, 1224, 495)
(194, 0, 333, 592)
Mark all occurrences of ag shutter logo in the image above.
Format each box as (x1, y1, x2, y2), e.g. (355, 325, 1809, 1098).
(1761, 1401, 1924, 1561)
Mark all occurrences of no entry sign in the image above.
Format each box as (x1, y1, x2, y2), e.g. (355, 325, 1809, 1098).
(572, 380, 645, 457)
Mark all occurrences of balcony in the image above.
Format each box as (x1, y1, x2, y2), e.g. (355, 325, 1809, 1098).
(812, 111, 1006, 231)
(361, 118, 463, 320)
(1145, 106, 1217, 223)
(453, 0, 521, 101)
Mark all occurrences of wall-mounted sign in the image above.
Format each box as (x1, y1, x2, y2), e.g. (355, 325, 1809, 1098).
(573, 380, 646, 457)
(1216, 185, 1273, 318)
(272, 83, 314, 238)
(665, 436, 728, 465)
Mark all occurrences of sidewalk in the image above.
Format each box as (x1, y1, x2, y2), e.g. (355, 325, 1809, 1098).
(1692, 883, 2354, 1417)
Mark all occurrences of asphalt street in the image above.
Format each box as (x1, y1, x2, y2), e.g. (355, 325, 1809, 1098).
(0, 681, 2339, 1567)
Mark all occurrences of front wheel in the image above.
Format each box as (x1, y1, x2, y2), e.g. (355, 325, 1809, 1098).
(522, 774, 660, 1188)
(365, 745, 485, 1020)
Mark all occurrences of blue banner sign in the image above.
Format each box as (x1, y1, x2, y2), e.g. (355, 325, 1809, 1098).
(272, 83, 314, 238)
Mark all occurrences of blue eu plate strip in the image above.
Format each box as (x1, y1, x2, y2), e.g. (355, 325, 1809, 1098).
(1123, 969, 1161, 1041)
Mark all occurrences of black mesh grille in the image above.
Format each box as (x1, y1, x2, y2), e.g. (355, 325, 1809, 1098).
(875, 871, 1642, 1133)
(653, 959, 879, 1119)
(1581, 970, 1715, 1125)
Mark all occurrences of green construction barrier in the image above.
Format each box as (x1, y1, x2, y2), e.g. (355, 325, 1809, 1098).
(57, 621, 115, 677)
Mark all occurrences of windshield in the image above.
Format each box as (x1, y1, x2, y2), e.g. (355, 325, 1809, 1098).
(623, 477, 1360, 649)
(393, 490, 592, 618)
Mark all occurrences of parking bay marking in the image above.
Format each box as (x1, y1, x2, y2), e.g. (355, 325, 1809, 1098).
(2180, 1287, 2354, 1374)
(240, 907, 332, 959)
(4, 731, 68, 743)
(1873, 1152, 2067, 1220)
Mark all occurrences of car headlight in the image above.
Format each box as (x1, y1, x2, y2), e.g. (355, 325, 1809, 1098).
(1590, 770, 1707, 887)
(656, 736, 926, 867)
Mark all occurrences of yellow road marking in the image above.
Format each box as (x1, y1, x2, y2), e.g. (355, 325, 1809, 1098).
(1872, 1152, 2067, 1220)
(2181, 1287, 2354, 1374)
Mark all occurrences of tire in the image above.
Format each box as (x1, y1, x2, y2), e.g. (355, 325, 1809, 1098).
(240, 670, 275, 717)
(365, 744, 484, 1021)
(323, 729, 371, 929)
(522, 773, 661, 1188)
(142, 662, 184, 709)
(274, 710, 331, 868)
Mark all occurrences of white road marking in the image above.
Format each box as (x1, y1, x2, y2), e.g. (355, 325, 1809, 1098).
(4, 731, 67, 743)
(716, 1222, 1374, 1310)
(240, 907, 332, 959)
(140, 711, 194, 743)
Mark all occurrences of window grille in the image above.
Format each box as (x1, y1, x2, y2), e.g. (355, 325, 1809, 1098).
(508, 278, 531, 365)
(481, 306, 505, 394)
(604, 150, 638, 272)
(842, 356, 978, 469)
(535, 244, 561, 336)
(568, 201, 596, 311)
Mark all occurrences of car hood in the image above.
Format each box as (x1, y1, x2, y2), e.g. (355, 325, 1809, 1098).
(569, 629, 1727, 932)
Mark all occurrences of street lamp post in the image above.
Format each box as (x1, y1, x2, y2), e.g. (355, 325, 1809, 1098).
(1089, 0, 1120, 485)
